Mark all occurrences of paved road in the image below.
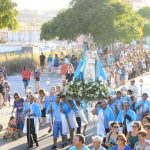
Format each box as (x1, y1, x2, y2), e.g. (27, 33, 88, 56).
(0, 121, 97, 150)
(0, 70, 62, 129)
(0, 71, 150, 150)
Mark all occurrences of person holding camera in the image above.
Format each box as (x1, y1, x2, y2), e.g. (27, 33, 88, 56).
(104, 122, 119, 150)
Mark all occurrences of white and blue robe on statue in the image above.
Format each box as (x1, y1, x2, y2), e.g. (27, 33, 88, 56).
(74, 50, 107, 81)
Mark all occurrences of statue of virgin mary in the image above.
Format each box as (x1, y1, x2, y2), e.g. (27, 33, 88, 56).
(74, 42, 107, 81)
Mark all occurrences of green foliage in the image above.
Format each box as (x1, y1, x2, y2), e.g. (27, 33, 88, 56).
(138, 7, 150, 19)
(138, 7, 150, 37)
(41, 0, 143, 46)
(0, 0, 18, 30)
(143, 24, 150, 37)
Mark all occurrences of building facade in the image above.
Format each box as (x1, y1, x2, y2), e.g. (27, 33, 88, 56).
(0, 30, 40, 44)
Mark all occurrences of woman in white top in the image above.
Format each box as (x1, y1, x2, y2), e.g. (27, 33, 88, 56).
(38, 89, 47, 126)
(134, 130, 150, 150)
(143, 124, 150, 144)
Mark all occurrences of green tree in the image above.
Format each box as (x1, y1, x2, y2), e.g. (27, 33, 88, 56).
(41, 0, 143, 46)
(0, 0, 18, 30)
(138, 7, 150, 37)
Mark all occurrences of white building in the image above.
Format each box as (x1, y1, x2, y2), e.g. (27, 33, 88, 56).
(0, 30, 40, 44)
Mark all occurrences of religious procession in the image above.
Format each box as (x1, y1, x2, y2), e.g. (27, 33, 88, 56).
(0, 40, 150, 150)
(1, 0, 150, 150)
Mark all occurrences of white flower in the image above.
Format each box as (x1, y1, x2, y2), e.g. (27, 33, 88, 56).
(99, 76, 103, 81)
(79, 87, 83, 90)
(78, 91, 82, 95)
(93, 83, 96, 86)
(70, 81, 73, 85)
(77, 82, 80, 86)
(85, 80, 88, 84)
(96, 91, 99, 95)
(101, 92, 106, 97)
(94, 95, 97, 98)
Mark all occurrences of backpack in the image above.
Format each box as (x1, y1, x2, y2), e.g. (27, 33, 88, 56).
(0, 83, 4, 94)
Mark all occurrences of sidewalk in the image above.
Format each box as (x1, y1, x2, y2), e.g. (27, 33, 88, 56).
(116, 72, 150, 97)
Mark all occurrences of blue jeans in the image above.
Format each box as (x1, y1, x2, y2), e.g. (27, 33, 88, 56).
(23, 79, 29, 88)
(53, 121, 62, 138)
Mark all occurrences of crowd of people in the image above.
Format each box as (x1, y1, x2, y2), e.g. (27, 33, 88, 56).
(105, 51, 150, 88)
(0, 48, 150, 150)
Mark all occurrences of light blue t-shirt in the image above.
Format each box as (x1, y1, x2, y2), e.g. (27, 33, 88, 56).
(53, 102, 61, 122)
(69, 145, 90, 150)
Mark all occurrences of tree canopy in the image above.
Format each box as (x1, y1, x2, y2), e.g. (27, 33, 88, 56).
(0, 0, 18, 30)
(41, 0, 144, 46)
(138, 7, 150, 37)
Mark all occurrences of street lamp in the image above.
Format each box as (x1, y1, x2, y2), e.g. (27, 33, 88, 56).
(46, 78, 50, 86)
(26, 86, 32, 93)
(46, 78, 50, 94)
(139, 78, 144, 95)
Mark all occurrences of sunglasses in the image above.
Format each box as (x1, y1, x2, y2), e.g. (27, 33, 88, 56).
(118, 138, 123, 141)
(113, 126, 119, 128)
(132, 126, 137, 128)
(15, 96, 19, 99)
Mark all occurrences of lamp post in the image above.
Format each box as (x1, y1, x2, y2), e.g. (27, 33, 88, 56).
(26, 86, 32, 93)
(46, 78, 50, 92)
(46, 78, 50, 86)
(139, 78, 143, 96)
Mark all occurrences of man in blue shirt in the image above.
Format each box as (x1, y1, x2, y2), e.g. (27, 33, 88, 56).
(47, 94, 67, 149)
(93, 99, 116, 134)
(114, 91, 124, 117)
(44, 87, 56, 133)
(23, 94, 41, 149)
(69, 134, 89, 150)
(117, 101, 136, 135)
(135, 93, 150, 121)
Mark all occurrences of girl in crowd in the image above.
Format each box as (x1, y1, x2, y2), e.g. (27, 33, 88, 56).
(21, 66, 31, 93)
(3, 82, 10, 106)
(33, 67, 40, 94)
(12, 93, 24, 132)
(54, 54, 59, 68)
(126, 122, 142, 149)
(105, 122, 119, 150)
(47, 54, 52, 72)
(134, 131, 150, 149)
(143, 124, 150, 144)
(38, 89, 47, 127)
(142, 115, 150, 125)
(113, 134, 131, 150)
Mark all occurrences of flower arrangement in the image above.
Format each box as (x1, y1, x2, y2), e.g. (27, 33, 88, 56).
(64, 79, 109, 101)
